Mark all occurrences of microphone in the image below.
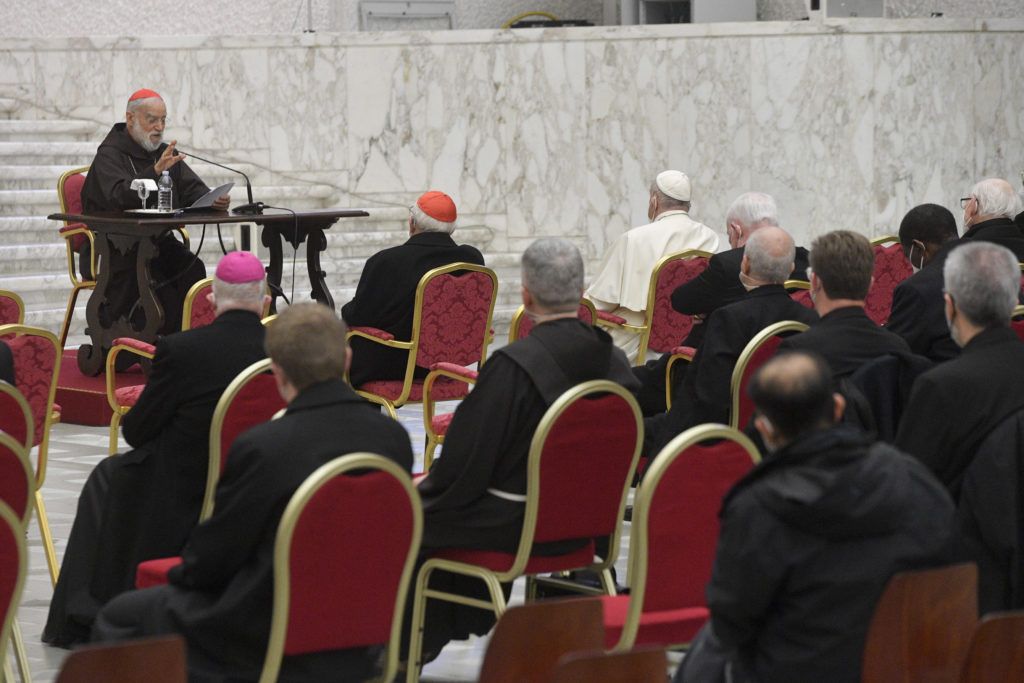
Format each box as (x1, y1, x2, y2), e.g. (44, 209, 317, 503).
(177, 148, 263, 215)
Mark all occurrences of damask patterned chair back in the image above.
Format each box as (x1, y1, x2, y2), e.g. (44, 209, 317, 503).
(0, 384, 32, 452)
(785, 279, 814, 309)
(642, 250, 712, 358)
(0, 502, 27, 683)
(414, 266, 496, 369)
(729, 320, 810, 430)
(181, 278, 217, 331)
(0, 324, 65, 586)
(601, 425, 760, 652)
(57, 167, 96, 346)
(508, 299, 597, 342)
(200, 359, 286, 522)
(259, 454, 421, 683)
(0, 432, 34, 680)
(865, 236, 913, 325)
(0, 290, 24, 331)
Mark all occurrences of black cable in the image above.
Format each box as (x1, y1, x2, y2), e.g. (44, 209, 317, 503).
(128, 225, 208, 324)
(261, 205, 300, 307)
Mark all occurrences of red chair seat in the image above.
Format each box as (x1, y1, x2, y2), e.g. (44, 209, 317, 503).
(596, 310, 628, 325)
(136, 556, 183, 588)
(432, 541, 595, 575)
(430, 412, 455, 436)
(600, 595, 709, 649)
(115, 384, 145, 407)
(358, 375, 470, 403)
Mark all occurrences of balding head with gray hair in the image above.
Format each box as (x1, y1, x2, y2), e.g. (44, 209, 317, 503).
(943, 241, 1019, 331)
(969, 178, 1023, 221)
(726, 192, 779, 248)
(743, 226, 796, 285)
(521, 238, 584, 313)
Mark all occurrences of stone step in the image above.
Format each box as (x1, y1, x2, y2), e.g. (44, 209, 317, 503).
(0, 141, 96, 166)
(0, 217, 64, 245)
(0, 119, 102, 141)
(0, 243, 66, 272)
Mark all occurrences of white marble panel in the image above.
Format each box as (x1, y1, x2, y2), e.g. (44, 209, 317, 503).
(33, 48, 116, 123)
(973, 33, 1024, 187)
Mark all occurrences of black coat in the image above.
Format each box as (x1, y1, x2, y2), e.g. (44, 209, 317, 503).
(0, 340, 13, 385)
(166, 379, 413, 682)
(81, 123, 211, 211)
(885, 239, 961, 363)
(708, 427, 953, 683)
(896, 326, 1024, 498)
(647, 285, 818, 454)
(670, 246, 810, 348)
(962, 217, 1024, 261)
(341, 231, 484, 386)
(779, 305, 910, 378)
(955, 407, 1024, 615)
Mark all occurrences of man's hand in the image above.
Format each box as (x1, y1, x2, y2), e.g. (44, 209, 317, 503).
(212, 194, 231, 211)
(154, 140, 185, 175)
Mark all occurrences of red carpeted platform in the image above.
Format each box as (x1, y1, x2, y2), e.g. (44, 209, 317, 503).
(55, 349, 147, 426)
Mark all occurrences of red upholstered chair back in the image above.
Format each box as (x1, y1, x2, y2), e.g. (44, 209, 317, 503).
(865, 240, 913, 325)
(511, 300, 596, 342)
(530, 382, 642, 545)
(0, 384, 31, 450)
(182, 278, 216, 331)
(646, 253, 711, 354)
(414, 267, 496, 369)
(1, 325, 60, 451)
(0, 502, 26, 666)
(0, 290, 24, 328)
(261, 454, 420, 682)
(59, 170, 90, 251)
(0, 434, 34, 528)
(730, 321, 809, 430)
(640, 430, 758, 611)
(791, 289, 813, 308)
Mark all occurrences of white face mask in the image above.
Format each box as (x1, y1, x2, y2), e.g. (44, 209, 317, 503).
(908, 243, 923, 274)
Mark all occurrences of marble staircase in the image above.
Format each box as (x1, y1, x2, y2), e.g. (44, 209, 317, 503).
(0, 105, 519, 349)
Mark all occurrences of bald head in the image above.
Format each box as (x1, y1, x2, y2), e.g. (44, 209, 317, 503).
(743, 225, 796, 285)
(749, 351, 838, 444)
(969, 178, 1022, 221)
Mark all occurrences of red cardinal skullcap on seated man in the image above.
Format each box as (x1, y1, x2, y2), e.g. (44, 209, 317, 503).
(215, 251, 265, 284)
(128, 89, 162, 102)
(417, 191, 457, 223)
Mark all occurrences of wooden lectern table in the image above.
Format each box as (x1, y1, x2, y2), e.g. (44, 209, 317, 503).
(47, 208, 368, 376)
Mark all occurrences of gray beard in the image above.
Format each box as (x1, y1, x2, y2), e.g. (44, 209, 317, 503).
(131, 121, 161, 152)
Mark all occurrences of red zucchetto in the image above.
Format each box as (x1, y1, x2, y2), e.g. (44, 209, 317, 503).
(416, 191, 457, 223)
(128, 89, 162, 102)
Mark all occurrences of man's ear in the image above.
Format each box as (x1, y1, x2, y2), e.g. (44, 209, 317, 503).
(832, 392, 846, 423)
(521, 286, 532, 309)
(345, 346, 352, 372)
(740, 254, 751, 275)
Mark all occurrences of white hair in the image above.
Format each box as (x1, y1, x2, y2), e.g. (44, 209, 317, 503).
(522, 238, 583, 312)
(944, 241, 1019, 329)
(410, 204, 455, 234)
(745, 227, 795, 284)
(971, 178, 1022, 219)
(726, 192, 779, 230)
(212, 277, 266, 311)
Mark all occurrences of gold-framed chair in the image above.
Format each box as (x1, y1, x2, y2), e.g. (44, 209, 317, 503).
(601, 424, 760, 652)
(0, 502, 27, 683)
(200, 359, 286, 522)
(57, 166, 96, 347)
(0, 289, 25, 328)
(784, 279, 813, 309)
(347, 262, 497, 418)
(729, 320, 810, 429)
(258, 453, 422, 683)
(664, 346, 696, 411)
(0, 432, 36, 683)
(105, 277, 218, 454)
(0, 324, 62, 586)
(507, 299, 597, 343)
(406, 380, 643, 681)
(592, 249, 713, 364)
(866, 235, 913, 325)
(421, 363, 478, 472)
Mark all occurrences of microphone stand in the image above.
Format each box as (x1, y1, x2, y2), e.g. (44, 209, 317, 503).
(178, 148, 264, 215)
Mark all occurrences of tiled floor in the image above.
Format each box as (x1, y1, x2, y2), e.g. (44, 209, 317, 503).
(17, 404, 681, 681)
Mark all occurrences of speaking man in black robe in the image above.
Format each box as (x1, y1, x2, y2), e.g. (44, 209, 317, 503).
(44, 251, 269, 647)
(411, 237, 639, 659)
(80, 88, 229, 335)
(341, 190, 484, 387)
(896, 241, 1024, 499)
(92, 303, 414, 683)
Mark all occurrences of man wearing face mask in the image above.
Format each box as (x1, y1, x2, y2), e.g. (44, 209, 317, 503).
(959, 177, 1024, 260)
(79, 89, 229, 336)
(895, 241, 1024, 498)
(885, 204, 961, 362)
(674, 351, 953, 683)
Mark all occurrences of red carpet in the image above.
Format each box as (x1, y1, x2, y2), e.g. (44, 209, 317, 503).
(55, 349, 147, 426)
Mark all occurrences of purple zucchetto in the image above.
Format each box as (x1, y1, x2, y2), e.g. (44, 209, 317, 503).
(215, 251, 265, 284)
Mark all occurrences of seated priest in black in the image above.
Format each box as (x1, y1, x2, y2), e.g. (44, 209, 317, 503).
(959, 177, 1024, 260)
(644, 226, 818, 456)
(779, 230, 910, 379)
(81, 88, 229, 336)
(92, 303, 414, 683)
(341, 190, 485, 387)
(409, 237, 639, 661)
(44, 251, 269, 648)
(885, 203, 962, 362)
(674, 352, 953, 683)
(896, 241, 1024, 499)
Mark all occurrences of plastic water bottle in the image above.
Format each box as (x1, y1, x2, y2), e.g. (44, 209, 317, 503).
(157, 171, 173, 211)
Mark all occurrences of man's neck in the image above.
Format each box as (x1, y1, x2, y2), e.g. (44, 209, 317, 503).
(815, 298, 864, 317)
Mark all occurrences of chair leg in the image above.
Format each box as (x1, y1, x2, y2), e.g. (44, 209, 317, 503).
(423, 437, 438, 472)
(11, 619, 31, 683)
(4, 650, 15, 683)
(35, 491, 59, 587)
(59, 285, 82, 348)
(109, 412, 122, 456)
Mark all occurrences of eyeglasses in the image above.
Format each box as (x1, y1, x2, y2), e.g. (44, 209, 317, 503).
(141, 114, 167, 126)
(960, 196, 974, 209)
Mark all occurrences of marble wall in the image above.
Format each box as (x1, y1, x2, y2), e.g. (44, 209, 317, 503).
(2, 19, 1023, 262)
